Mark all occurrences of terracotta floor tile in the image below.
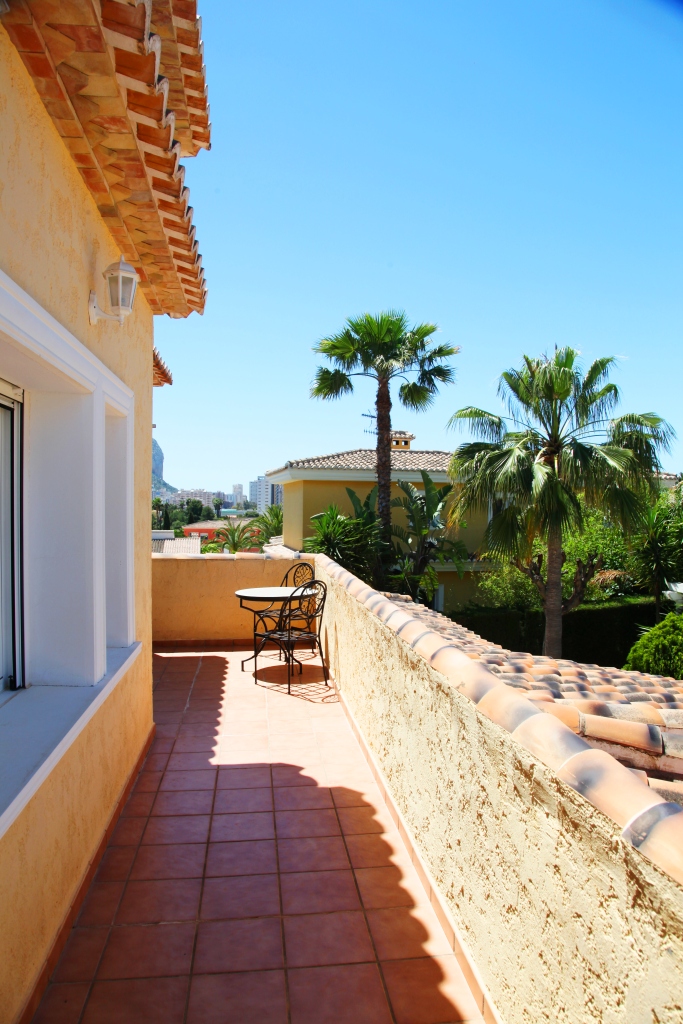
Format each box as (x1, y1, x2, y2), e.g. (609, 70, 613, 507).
(77, 882, 125, 926)
(275, 808, 340, 839)
(194, 917, 284, 973)
(122, 792, 155, 817)
(97, 923, 195, 979)
(271, 765, 321, 788)
(331, 783, 385, 808)
(96, 847, 136, 883)
(144, 753, 170, 772)
(200, 873, 280, 919)
(206, 840, 277, 877)
(355, 866, 428, 910)
(172, 737, 218, 753)
(152, 789, 214, 816)
(115, 879, 202, 923)
(132, 770, 162, 794)
(81, 977, 189, 1024)
(210, 811, 275, 842)
(381, 956, 483, 1023)
(278, 836, 350, 873)
(53, 928, 108, 983)
(143, 815, 210, 845)
(149, 735, 175, 754)
(288, 963, 392, 1024)
(32, 982, 90, 1024)
(131, 843, 207, 880)
(213, 786, 273, 814)
(338, 805, 395, 836)
(153, 712, 183, 724)
(281, 870, 361, 914)
(274, 786, 334, 811)
(109, 817, 145, 847)
(217, 766, 272, 789)
(159, 769, 217, 791)
(187, 970, 288, 1024)
(345, 832, 414, 871)
(284, 911, 375, 967)
(215, 748, 271, 766)
(367, 906, 454, 960)
(167, 751, 217, 771)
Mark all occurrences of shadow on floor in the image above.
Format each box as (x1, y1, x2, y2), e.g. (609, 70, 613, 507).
(32, 647, 482, 1024)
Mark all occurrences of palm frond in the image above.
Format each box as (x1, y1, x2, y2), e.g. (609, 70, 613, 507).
(446, 407, 506, 441)
(310, 367, 354, 400)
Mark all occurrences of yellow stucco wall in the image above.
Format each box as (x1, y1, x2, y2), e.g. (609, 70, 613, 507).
(282, 476, 489, 604)
(152, 555, 310, 640)
(316, 558, 683, 1023)
(0, 27, 154, 1023)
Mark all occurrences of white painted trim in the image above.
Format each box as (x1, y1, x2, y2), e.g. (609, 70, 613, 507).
(0, 642, 141, 842)
(0, 267, 133, 411)
(267, 467, 451, 484)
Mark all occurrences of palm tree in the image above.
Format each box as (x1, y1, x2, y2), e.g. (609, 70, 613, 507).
(630, 501, 680, 618)
(448, 348, 673, 658)
(390, 471, 467, 601)
(152, 496, 162, 527)
(311, 311, 458, 545)
(252, 504, 284, 549)
(212, 522, 259, 553)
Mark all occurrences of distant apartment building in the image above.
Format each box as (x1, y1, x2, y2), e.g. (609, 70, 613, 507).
(249, 477, 283, 513)
(233, 483, 244, 504)
(170, 488, 215, 507)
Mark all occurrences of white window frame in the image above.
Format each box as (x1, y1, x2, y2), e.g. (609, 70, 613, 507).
(0, 267, 135, 686)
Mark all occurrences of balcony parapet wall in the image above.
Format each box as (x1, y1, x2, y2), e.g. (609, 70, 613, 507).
(152, 552, 309, 641)
(314, 554, 683, 1023)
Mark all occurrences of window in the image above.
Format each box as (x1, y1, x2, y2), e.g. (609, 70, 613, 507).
(0, 379, 22, 691)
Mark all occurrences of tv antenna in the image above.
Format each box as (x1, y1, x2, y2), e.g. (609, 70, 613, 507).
(362, 410, 377, 436)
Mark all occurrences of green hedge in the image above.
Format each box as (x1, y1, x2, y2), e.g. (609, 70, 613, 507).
(451, 600, 657, 668)
(624, 612, 683, 678)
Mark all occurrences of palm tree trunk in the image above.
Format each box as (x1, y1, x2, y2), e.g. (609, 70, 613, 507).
(375, 376, 392, 543)
(543, 525, 563, 658)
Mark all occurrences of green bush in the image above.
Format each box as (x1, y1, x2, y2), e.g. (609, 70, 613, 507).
(623, 612, 683, 678)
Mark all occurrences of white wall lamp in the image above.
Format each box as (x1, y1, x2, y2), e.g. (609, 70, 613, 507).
(89, 256, 139, 326)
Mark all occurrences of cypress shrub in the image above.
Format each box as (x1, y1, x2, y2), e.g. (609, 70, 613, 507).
(624, 612, 683, 678)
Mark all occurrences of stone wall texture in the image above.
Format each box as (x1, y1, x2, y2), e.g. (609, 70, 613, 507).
(315, 556, 683, 1024)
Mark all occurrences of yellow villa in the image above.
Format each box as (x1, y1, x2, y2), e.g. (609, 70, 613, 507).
(267, 431, 491, 611)
(0, 2, 209, 1020)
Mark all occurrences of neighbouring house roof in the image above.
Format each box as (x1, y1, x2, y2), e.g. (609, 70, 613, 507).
(1, 0, 209, 318)
(267, 448, 452, 482)
(153, 348, 173, 386)
(151, 535, 200, 553)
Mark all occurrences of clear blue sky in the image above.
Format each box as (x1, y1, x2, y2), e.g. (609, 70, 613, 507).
(153, 0, 683, 492)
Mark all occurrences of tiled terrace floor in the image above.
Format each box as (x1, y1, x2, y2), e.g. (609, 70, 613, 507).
(34, 645, 483, 1024)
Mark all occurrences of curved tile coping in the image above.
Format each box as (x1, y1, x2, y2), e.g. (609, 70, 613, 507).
(315, 554, 683, 887)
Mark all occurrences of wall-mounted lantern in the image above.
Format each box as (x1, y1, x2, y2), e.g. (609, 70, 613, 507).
(89, 256, 139, 326)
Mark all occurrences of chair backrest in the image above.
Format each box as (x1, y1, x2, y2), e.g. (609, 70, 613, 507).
(280, 561, 314, 587)
(280, 580, 327, 635)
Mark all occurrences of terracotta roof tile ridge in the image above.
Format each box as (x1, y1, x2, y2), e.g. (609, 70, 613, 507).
(315, 554, 683, 887)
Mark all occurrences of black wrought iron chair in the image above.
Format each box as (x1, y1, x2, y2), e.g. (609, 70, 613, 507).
(254, 580, 328, 694)
(240, 562, 315, 670)
(280, 561, 314, 587)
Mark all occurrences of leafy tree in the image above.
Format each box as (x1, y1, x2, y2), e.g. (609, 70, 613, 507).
(624, 611, 683, 678)
(212, 522, 259, 553)
(162, 505, 172, 530)
(448, 348, 673, 658)
(389, 471, 467, 602)
(185, 498, 203, 524)
(303, 505, 380, 584)
(213, 497, 223, 518)
(252, 504, 284, 550)
(311, 311, 457, 553)
(201, 504, 216, 521)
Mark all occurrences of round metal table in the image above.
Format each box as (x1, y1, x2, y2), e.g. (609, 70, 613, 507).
(236, 586, 314, 668)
